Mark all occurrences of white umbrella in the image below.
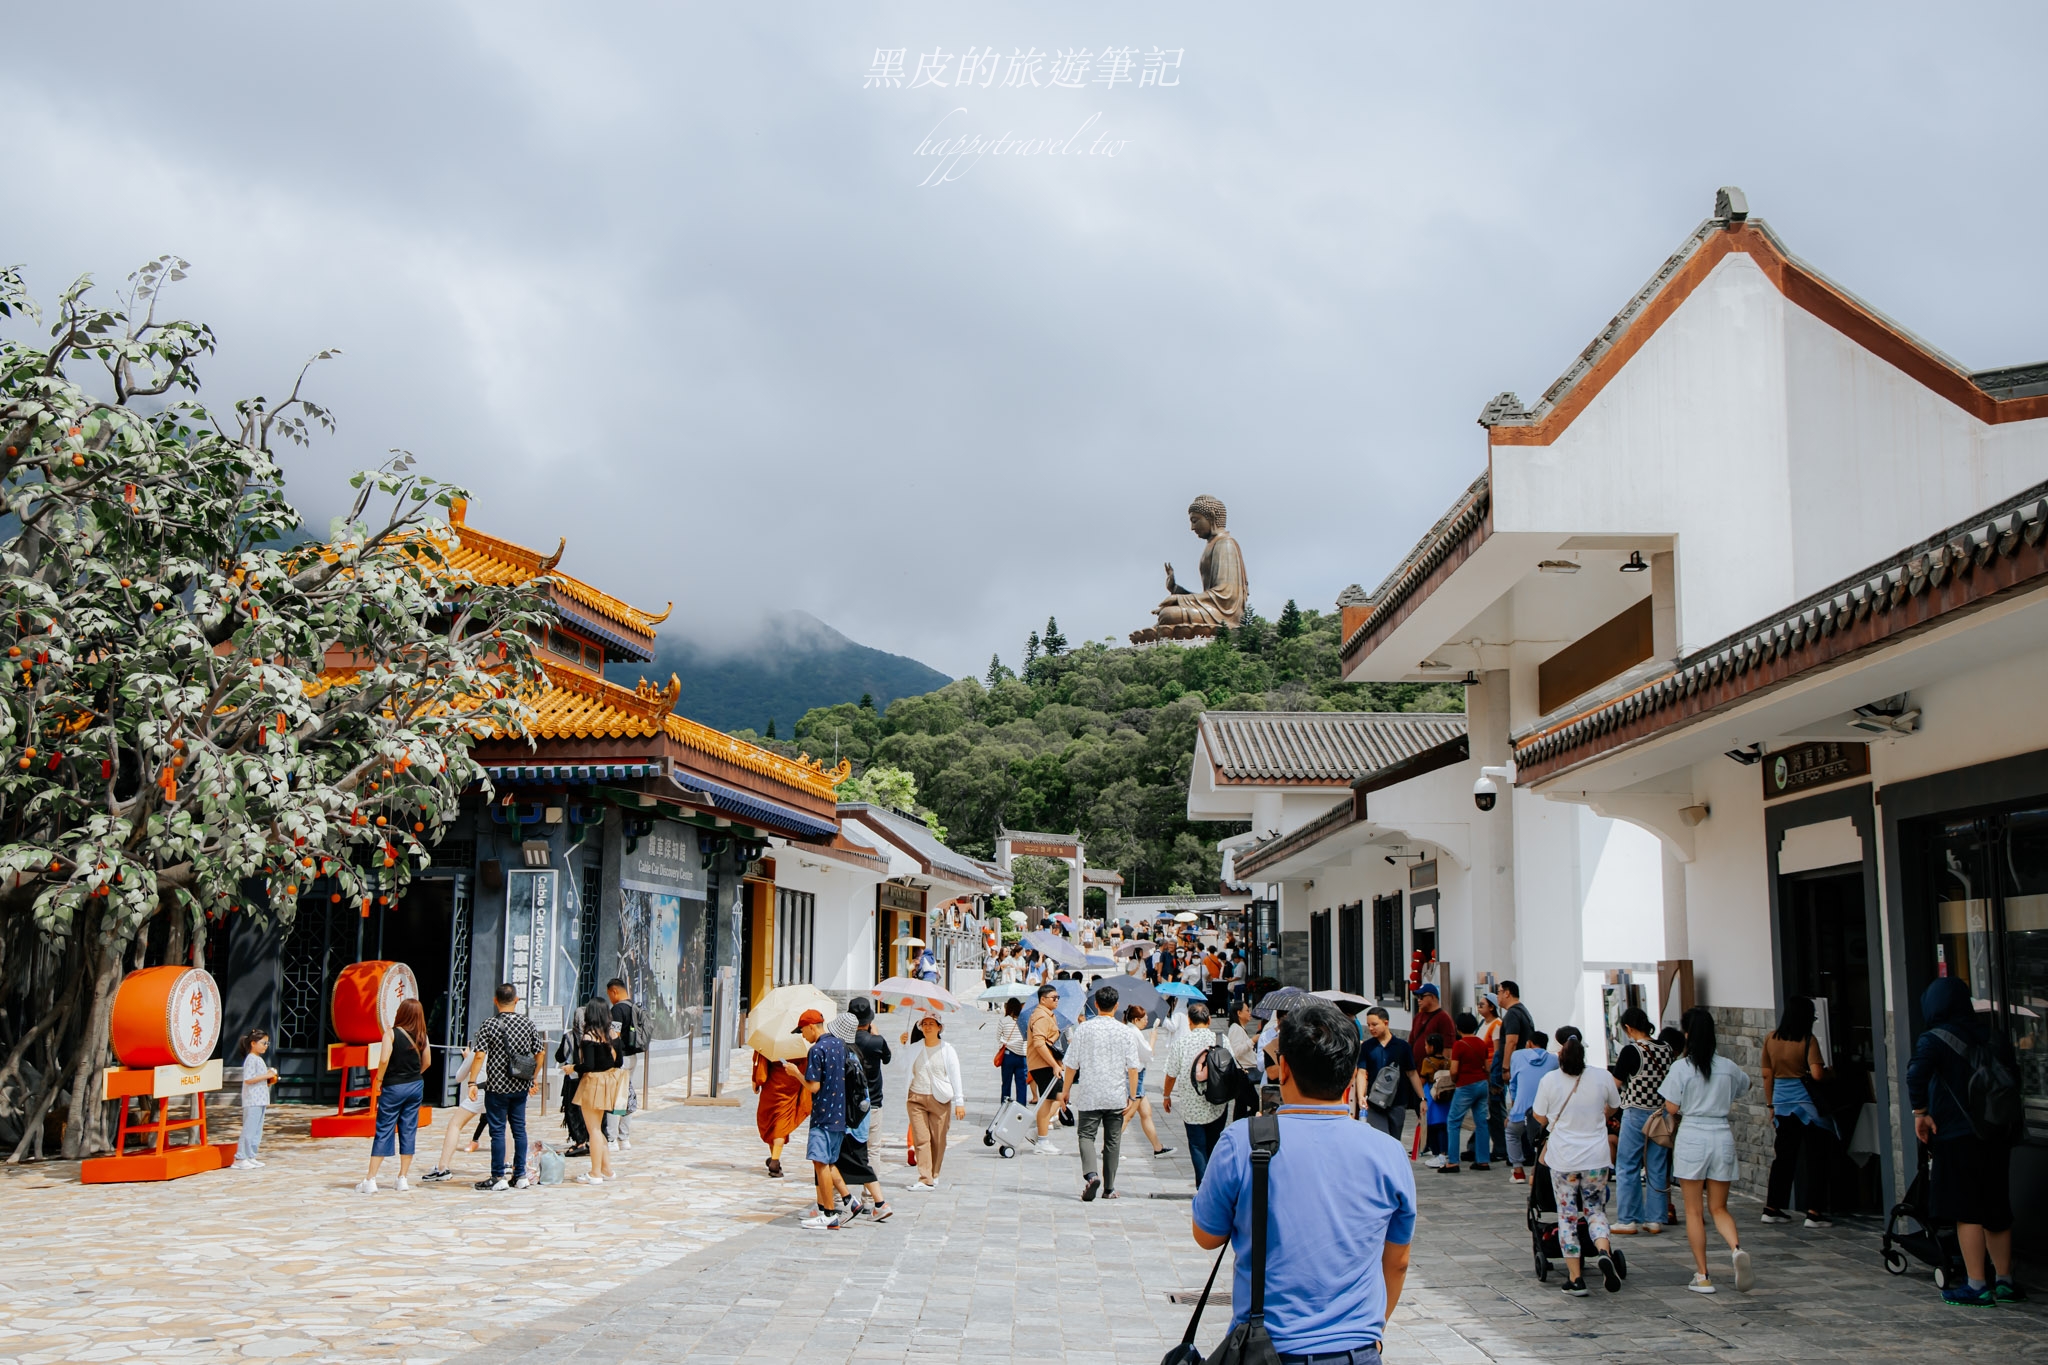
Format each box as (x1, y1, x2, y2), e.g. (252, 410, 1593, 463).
(893, 935, 926, 947)
(1174, 910, 1199, 923)
(871, 976, 960, 1012)
(743, 982, 837, 1061)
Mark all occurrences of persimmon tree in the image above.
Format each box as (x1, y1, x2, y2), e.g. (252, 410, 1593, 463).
(0, 260, 553, 1159)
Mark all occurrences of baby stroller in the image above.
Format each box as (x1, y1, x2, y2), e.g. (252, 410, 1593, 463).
(1882, 1150, 1965, 1286)
(1527, 1154, 1628, 1284)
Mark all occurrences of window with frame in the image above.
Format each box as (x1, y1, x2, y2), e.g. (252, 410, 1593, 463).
(775, 888, 816, 987)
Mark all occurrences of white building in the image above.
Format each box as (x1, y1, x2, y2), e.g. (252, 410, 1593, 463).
(839, 804, 1009, 998)
(1335, 187, 2048, 1210)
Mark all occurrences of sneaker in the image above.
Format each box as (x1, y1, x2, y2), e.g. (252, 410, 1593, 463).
(394, 1176, 410, 1192)
(608, 1138, 620, 1151)
(844, 1196, 866, 1220)
(1943, 1283, 1995, 1307)
(421, 1168, 452, 1182)
(354, 1179, 378, 1195)
(1153, 1146, 1175, 1157)
(1610, 1222, 1639, 1235)
(1420, 1153, 1448, 1168)
(1995, 1279, 2027, 1303)
(1511, 1168, 1527, 1184)
(1759, 1210, 1794, 1225)
(1032, 1139, 1063, 1156)
(232, 1160, 259, 1170)
(799, 1211, 841, 1231)
(1562, 1276, 1589, 1297)
(1803, 1214, 1833, 1229)
(1597, 1253, 1621, 1293)
(1471, 1163, 1492, 1171)
(515, 1175, 534, 1190)
(1082, 1172, 1102, 1202)
(475, 1176, 509, 1191)
(245, 1158, 267, 1168)
(1687, 1274, 1717, 1295)
(621, 1138, 633, 1150)
(575, 1173, 604, 1184)
(1731, 1247, 1754, 1293)
(905, 1179, 934, 1192)
(871, 1202, 894, 1223)
(1642, 1223, 1664, 1235)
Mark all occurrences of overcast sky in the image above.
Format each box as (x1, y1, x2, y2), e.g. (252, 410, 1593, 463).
(7, 3, 2045, 679)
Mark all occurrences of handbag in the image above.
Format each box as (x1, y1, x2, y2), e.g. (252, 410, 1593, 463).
(1159, 1114, 1282, 1365)
(1643, 1106, 1679, 1148)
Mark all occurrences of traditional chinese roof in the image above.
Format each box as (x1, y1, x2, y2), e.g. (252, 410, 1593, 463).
(1199, 711, 1467, 785)
(1513, 477, 2048, 784)
(440, 500, 670, 647)
(1337, 474, 1491, 663)
(841, 804, 1007, 892)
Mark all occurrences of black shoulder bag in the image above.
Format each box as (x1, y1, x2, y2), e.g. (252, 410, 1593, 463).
(1160, 1115, 1282, 1365)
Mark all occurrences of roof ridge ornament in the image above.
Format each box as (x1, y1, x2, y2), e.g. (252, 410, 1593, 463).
(1477, 391, 1529, 428)
(1714, 186, 1749, 224)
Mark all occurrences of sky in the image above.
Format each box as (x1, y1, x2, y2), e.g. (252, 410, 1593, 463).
(6, 3, 2046, 680)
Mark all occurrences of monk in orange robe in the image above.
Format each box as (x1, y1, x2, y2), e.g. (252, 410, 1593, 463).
(753, 1050, 810, 1178)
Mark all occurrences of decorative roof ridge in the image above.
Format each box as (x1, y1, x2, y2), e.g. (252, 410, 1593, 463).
(1233, 799, 1357, 878)
(1513, 475, 2048, 777)
(1339, 472, 1491, 659)
(1201, 709, 1467, 723)
(662, 706, 850, 801)
(442, 499, 665, 638)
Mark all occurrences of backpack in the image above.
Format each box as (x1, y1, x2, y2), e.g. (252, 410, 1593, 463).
(1366, 1053, 1402, 1112)
(613, 1003, 643, 1057)
(1192, 1039, 1241, 1106)
(1932, 1027, 2022, 1140)
(1159, 1115, 1281, 1365)
(843, 1048, 871, 1126)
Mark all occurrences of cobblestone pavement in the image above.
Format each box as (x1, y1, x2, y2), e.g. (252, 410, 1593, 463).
(8, 1013, 2046, 1364)
(0, 1061, 789, 1365)
(458, 1011, 2048, 1365)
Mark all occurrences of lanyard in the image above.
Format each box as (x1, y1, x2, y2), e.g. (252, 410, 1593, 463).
(1277, 1103, 1349, 1119)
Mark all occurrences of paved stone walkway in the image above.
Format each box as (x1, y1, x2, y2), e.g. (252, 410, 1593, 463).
(6, 1011, 2043, 1363)
(455, 1012, 2048, 1365)
(0, 1059, 784, 1365)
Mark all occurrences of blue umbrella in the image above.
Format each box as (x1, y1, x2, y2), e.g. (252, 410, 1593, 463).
(1023, 929, 1090, 969)
(1024, 980, 1084, 1034)
(1083, 953, 1118, 970)
(1157, 981, 1207, 1000)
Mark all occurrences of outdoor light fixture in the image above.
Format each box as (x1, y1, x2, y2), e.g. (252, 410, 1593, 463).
(1462, 671, 1479, 686)
(1679, 804, 1711, 827)
(520, 839, 551, 867)
(1536, 559, 1581, 574)
(1724, 744, 1764, 766)
(1620, 551, 1649, 573)
(1384, 849, 1425, 866)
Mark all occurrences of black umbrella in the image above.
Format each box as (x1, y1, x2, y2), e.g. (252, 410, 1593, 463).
(1253, 985, 1307, 1020)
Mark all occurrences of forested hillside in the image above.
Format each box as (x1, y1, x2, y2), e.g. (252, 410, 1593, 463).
(733, 605, 1462, 899)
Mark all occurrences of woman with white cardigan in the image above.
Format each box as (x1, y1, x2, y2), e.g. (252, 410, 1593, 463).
(904, 1014, 965, 1191)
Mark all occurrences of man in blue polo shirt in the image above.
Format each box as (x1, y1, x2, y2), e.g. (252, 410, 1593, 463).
(1193, 997, 1416, 1358)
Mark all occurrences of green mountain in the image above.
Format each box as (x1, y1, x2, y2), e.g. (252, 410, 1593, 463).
(609, 610, 953, 739)
(748, 605, 1464, 903)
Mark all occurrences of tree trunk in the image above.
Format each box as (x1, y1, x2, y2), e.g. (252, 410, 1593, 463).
(163, 899, 188, 971)
(58, 943, 122, 1159)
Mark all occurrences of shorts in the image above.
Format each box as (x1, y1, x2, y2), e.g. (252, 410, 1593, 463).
(1930, 1133, 2014, 1233)
(1030, 1066, 1057, 1095)
(1671, 1123, 1739, 1183)
(807, 1125, 846, 1165)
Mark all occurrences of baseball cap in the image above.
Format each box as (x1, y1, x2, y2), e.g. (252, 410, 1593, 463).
(1416, 983, 1440, 998)
(791, 1008, 826, 1033)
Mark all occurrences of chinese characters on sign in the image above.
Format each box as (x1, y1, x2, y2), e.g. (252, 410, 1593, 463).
(1762, 741, 1870, 800)
(865, 46, 1183, 89)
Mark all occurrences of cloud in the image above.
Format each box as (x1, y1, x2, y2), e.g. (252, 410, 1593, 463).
(3, 1, 2044, 681)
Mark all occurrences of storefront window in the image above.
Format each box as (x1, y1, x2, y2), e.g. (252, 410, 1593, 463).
(1914, 807, 2048, 1142)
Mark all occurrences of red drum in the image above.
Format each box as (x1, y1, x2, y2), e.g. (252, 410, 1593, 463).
(110, 966, 221, 1068)
(331, 961, 420, 1044)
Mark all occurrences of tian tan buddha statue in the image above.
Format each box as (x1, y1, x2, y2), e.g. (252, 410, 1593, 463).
(1132, 495, 1248, 643)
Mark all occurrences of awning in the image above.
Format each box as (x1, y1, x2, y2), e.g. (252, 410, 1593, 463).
(671, 771, 838, 840)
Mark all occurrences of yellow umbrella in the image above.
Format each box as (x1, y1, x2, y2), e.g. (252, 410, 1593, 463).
(744, 982, 837, 1061)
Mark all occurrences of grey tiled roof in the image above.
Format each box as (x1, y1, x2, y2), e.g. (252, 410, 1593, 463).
(1338, 473, 1491, 658)
(1200, 711, 1468, 785)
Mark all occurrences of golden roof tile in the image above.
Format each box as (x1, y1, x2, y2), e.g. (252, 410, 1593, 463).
(439, 500, 668, 640)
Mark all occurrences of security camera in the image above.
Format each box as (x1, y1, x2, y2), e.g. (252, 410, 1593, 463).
(1472, 763, 1516, 813)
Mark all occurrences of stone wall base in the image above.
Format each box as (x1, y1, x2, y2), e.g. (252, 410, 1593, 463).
(1280, 931, 1310, 989)
(1707, 1005, 1776, 1203)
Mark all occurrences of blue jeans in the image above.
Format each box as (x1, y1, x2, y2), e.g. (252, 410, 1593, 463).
(485, 1090, 529, 1181)
(1184, 1114, 1228, 1184)
(372, 1079, 423, 1157)
(1001, 1052, 1031, 1106)
(237, 1104, 266, 1161)
(1445, 1081, 1489, 1165)
(1614, 1106, 1672, 1225)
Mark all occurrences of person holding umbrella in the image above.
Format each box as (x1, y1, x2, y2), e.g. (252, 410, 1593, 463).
(903, 1013, 965, 1191)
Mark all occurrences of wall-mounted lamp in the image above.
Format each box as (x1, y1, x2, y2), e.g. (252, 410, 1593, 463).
(1384, 850, 1426, 866)
(1723, 744, 1764, 766)
(1461, 670, 1479, 687)
(1679, 804, 1711, 827)
(1620, 551, 1649, 573)
(1536, 559, 1581, 575)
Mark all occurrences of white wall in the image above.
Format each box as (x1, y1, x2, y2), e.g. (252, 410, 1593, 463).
(1494, 250, 2048, 654)
(1678, 754, 1775, 1010)
(772, 854, 881, 993)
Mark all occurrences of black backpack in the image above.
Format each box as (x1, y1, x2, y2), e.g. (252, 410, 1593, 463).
(843, 1047, 871, 1126)
(1933, 1027, 2022, 1140)
(1192, 1040, 1241, 1107)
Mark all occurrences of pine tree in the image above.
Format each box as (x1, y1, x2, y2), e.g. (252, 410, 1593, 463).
(1024, 631, 1041, 666)
(1042, 616, 1068, 656)
(859, 692, 875, 711)
(985, 653, 1007, 688)
(765, 717, 777, 739)
(1277, 598, 1303, 640)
